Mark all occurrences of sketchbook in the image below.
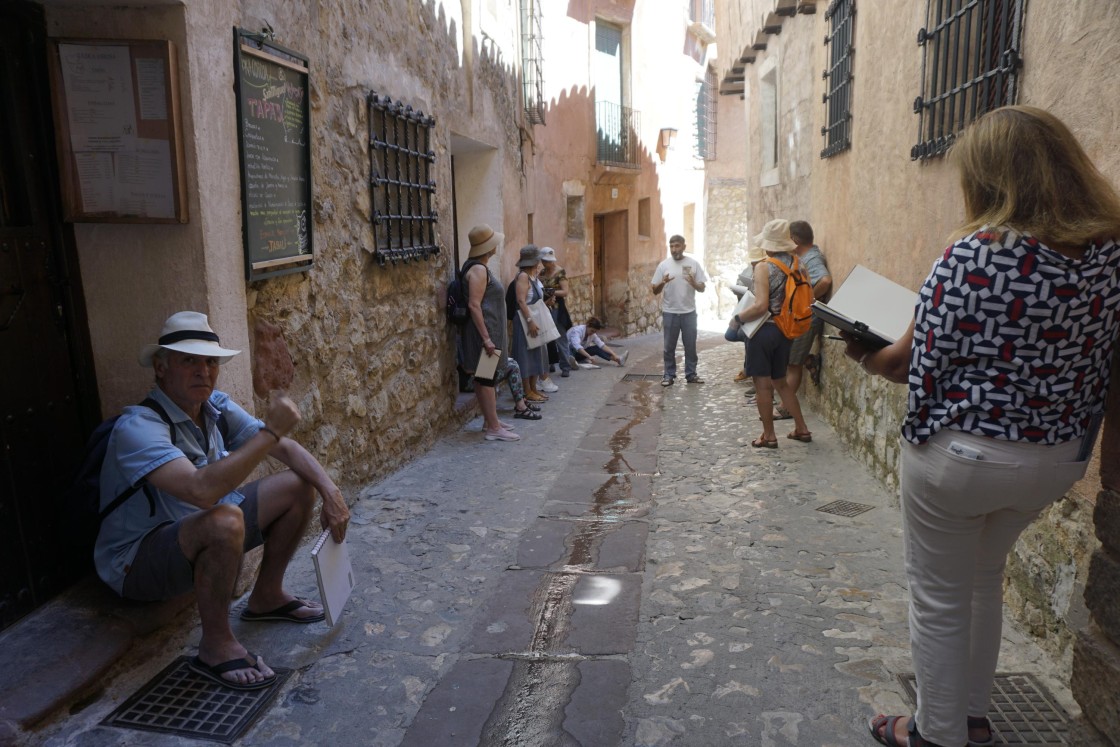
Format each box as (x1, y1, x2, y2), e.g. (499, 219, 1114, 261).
(811, 265, 917, 349)
(475, 348, 501, 379)
(311, 530, 355, 627)
(730, 289, 771, 338)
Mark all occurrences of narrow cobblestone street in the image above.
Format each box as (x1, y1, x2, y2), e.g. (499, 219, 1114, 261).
(38, 332, 1093, 746)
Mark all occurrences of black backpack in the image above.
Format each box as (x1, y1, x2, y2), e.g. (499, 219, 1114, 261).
(446, 259, 481, 326)
(66, 398, 228, 563)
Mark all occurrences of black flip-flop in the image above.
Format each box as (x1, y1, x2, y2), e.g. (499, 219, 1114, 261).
(240, 598, 325, 623)
(188, 652, 276, 690)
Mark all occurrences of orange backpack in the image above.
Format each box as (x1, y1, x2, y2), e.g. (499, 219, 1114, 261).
(765, 255, 814, 339)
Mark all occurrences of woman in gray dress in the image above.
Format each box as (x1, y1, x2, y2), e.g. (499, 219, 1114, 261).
(460, 225, 519, 442)
(509, 245, 550, 402)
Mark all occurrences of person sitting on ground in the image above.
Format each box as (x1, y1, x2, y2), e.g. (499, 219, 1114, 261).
(95, 311, 350, 690)
(773, 220, 831, 420)
(732, 219, 813, 448)
(567, 316, 628, 367)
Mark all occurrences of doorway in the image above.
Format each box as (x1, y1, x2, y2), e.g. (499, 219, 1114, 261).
(0, 2, 100, 631)
(592, 210, 629, 329)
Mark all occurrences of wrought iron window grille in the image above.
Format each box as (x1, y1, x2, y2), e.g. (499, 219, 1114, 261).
(521, 0, 546, 125)
(912, 0, 1024, 161)
(596, 101, 641, 168)
(367, 92, 439, 265)
(695, 66, 718, 160)
(821, 0, 854, 159)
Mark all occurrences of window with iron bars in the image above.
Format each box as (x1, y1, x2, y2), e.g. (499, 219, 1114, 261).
(367, 93, 439, 265)
(912, 0, 1024, 161)
(521, 0, 545, 125)
(695, 66, 717, 160)
(820, 0, 854, 159)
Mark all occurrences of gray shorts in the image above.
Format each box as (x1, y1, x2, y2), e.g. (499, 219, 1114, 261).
(121, 481, 265, 601)
(788, 317, 822, 365)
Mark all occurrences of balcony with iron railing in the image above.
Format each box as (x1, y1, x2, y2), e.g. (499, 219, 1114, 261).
(595, 100, 641, 169)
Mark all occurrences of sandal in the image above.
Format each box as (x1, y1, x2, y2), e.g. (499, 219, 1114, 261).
(868, 715, 946, 747)
(524, 402, 541, 412)
(514, 407, 542, 420)
(787, 431, 812, 443)
(967, 716, 995, 747)
(751, 437, 778, 449)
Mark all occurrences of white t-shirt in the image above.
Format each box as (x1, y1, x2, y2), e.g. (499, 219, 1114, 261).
(651, 256, 708, 313)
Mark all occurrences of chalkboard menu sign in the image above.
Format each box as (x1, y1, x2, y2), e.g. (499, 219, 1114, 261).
(233, 29, 313, 280)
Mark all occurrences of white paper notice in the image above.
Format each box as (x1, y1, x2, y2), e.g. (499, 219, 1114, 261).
(58, 44, 138, 152)
(116, 139, 174, 218)
(73, 152, 115, 213)
(134, 58, 167, 121)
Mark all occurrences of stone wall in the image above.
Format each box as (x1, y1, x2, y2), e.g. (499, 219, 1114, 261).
(704, 177, 750, 319)
(623, 261, 663, 338)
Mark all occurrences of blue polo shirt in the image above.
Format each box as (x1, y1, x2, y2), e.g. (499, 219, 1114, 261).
(94, 387, 262, 595)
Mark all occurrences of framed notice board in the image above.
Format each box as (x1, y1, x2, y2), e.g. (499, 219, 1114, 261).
(233, 28, 313, 280)
(47, 38, 187, 223)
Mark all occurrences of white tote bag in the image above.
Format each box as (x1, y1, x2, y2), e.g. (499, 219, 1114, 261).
(521, 298, 561, 349)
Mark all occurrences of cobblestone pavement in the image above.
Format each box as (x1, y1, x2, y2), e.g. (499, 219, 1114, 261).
(34, 333, 1092, 746)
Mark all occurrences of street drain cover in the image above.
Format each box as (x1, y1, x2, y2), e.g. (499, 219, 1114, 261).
(817, 499, 875, 517)
(622, 373, 664, 382)
(101, 656, 291, 744)
(899, 672, 1071, 745)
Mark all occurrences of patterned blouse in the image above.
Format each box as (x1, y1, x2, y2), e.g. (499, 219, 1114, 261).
(540, 267, 567, 292)
(902, 227, 1120, 445)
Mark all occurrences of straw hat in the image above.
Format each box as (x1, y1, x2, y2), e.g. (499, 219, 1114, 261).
(753, 219, 797, 254)
(139, 311, 241, 367)
(467, 224, 503, 259)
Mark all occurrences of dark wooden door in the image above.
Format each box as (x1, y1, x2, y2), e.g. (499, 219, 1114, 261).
(0, 3, 100, 631)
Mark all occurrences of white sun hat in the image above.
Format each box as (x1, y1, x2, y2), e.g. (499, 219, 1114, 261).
(139, 311, 241, 367)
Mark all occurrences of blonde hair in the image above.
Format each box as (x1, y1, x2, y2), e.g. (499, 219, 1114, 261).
(950, 105, 1120, 247)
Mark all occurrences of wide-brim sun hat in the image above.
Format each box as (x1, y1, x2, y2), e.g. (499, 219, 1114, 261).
(468, 224, 503, 259)
(747, 245, 767, 263)
(539, 246, 557, 262)
(139, 311, 241, 367)
(753, 219, 797, 254)
(517, 245, 542, 268)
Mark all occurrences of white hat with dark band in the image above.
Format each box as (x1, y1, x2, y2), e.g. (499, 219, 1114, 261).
(139, 311, 241, 367)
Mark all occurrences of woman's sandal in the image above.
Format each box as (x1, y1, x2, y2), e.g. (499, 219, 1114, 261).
(514, 407, 542, 420)
(967, 716, 995, 747)
(868, 715, 948, 747)
(524, 402, 541, 412)
(787, 430, 813, 443)
(751, 437, 778, 449)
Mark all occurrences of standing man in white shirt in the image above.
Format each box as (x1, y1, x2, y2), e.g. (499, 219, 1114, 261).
(651, 235, 708, 386)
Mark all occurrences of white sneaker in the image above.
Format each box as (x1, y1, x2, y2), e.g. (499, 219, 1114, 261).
(538, 379, 559, 393)
(484, 427, 520, 441)
(578, 362, 600, 370)
(617, 350, 630, 366)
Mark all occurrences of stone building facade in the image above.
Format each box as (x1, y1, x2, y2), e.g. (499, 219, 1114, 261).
(1, 0, 727, 631)
(712, 0, 1120, 738)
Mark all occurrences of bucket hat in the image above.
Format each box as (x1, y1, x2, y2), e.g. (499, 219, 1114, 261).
(753, 219, 797, 254)
(139, 311, 241, 367)
(468, 224, 503, 259)
(517, 245, 542, 268)
(539, 246, 557, 262)
(747, 245, 767, 263)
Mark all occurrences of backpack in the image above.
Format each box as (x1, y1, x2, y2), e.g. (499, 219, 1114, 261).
(446, 259, 482, 326)
(505, 277, 518, 321)
(65, 398, 228, 566)
(765, 255, 814, 339)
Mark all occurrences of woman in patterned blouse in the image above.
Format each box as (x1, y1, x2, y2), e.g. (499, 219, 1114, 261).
(849, 107, 1120, 747)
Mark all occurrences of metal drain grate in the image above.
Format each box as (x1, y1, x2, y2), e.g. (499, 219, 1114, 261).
(817, 500, 875, 517)
(622, 373, 665, 382)
(101, 656, 291, 744)
(899, 672, 1071, 745)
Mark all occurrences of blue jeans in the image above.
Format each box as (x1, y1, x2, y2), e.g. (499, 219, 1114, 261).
(662, 311, 698, 378)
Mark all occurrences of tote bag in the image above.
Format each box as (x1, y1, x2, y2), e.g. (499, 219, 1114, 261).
(521, 298, 561, 349)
